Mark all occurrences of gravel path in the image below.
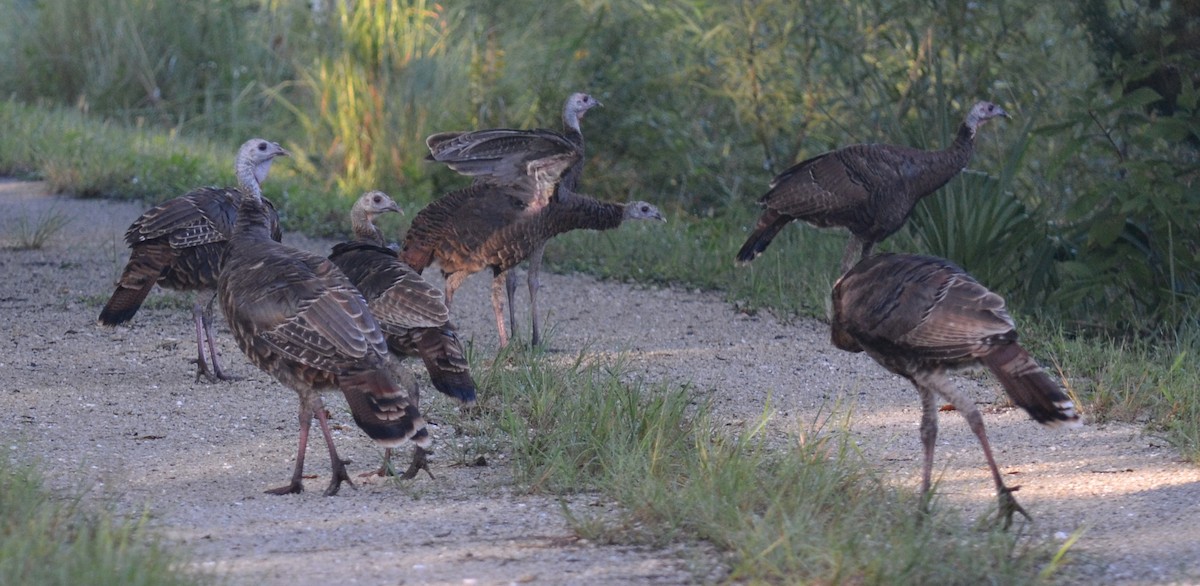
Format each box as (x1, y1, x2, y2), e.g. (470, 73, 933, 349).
(2, 179, 1199, 585)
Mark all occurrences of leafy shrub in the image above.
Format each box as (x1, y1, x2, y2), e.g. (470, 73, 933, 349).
(1035, 59, 1200, 329)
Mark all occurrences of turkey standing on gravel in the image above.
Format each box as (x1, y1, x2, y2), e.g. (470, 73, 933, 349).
(737, 101, 1009, 273)
(400, 172, 664, 349)
(424, 92, 602, 346)
(329, 191, 477, 479)
(98, 138, 284, 382)
(217, 141, 428, 496)
(830, 253, 1081, 527)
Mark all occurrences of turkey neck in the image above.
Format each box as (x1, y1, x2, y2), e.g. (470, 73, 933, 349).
(559, 107, 586, 194)
(234, 153, 266, 200)
(907, 121, 978, 200)
(548, 195, 624, 233)
(229, 150, 277, 242)
(351, 207, 386, 245)
(561, 103, 585, 149)
(230, 194, 277, 243)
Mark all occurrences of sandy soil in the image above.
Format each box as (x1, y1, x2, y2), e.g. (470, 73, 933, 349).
(2, 179, 1199, 585)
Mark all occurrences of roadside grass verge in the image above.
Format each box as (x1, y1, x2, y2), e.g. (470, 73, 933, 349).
(0, 99, 423, 239)
(1028, 320, 1200, 463)
(474, 344, 1062, 584)
(0, 452, 211, 586)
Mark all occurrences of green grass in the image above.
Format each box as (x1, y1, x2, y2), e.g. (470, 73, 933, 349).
(0, 101, 222, 199)
(0, 453, 211, 586)
(1027, 321, 1200, 462)
(472, 343, 1064, 584)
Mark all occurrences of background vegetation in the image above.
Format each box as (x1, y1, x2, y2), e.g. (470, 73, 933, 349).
(0, 0, 1196, 580)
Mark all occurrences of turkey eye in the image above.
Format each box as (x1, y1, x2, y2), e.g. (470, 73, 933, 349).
(257, 142, 267, 151)
(373, 196, 382, 203)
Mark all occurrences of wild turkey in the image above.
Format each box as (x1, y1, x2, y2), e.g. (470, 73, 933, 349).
(401, 181, 664, 348)
(328, 191, 478, 478)
(737, 101, 1009, 273)
(217, 145, 428, 496)
(98, 138, 284, 382)
(425, 92, 601, 345)
(830, 253, 1081, 527)
(425, 92, 600, 209)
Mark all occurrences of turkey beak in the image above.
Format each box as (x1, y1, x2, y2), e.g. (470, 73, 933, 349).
(999, 107, 1011, 120)
(386, 202, 404, 216)
(654, 210, 666, 222)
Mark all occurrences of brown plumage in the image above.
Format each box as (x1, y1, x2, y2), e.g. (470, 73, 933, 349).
(217, 146, 428, 496)
(738, 101, 1009, 273)
(329, 191, 478, 478)
(831, 253, 1081, 527)
(425, 92, 600, 208)
(401, 182, 664, 348)
(98, 138, 284, 382)
(424, 92, 602, 346)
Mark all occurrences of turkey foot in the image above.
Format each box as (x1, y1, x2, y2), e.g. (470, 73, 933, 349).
(399, 447, 435, 480)
(997, 485, 1031, 530)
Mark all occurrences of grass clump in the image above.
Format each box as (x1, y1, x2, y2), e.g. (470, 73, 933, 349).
(0, 452, 210, 586)
(5, 203, 72, 250)
(482, 345, 1061, 584)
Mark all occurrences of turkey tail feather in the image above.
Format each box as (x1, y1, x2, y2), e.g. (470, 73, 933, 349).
(98, 264, 165, 324)
(338, 369, 430, 448)
(98, 252, 169, 325)
(98, 282, 157, 325)
(415, 326, 477, 405)
(981, 343, 1081, 428)
(736, 214, 790, 264)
